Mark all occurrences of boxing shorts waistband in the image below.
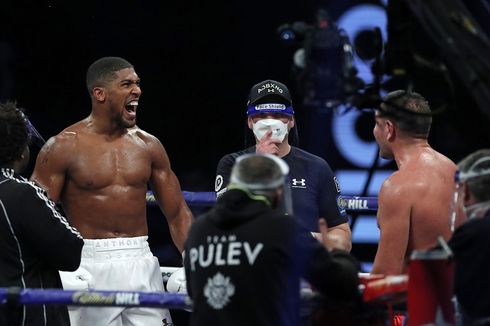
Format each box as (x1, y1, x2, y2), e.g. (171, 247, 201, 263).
(81, 236, 151, 261)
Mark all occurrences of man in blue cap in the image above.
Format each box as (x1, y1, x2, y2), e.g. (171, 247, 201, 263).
(215, 79, 351, 251)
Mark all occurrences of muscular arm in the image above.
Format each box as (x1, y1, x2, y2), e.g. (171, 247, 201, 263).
(371, 177, 411, 275)
(148, 137, 193, 253)
(30, 134, 73, 202)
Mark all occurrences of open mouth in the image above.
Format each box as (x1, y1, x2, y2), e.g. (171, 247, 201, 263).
(125, 100, 138, 118)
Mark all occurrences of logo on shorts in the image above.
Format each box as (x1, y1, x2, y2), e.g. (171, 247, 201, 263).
(204, 272, 235, 310)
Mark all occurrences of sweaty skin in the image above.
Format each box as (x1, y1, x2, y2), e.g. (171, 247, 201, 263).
(31, 68, 192, 252)
(371, 111, 458, 275)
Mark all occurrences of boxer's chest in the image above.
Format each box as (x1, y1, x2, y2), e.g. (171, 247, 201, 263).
(70, 137, 151, 189)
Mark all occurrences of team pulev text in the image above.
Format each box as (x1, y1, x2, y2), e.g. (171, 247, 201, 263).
(188, 235, 263, 271)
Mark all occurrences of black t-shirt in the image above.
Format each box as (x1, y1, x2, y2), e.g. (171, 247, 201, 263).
(184, 189, 359, 326)
(215, 146, 348, 231)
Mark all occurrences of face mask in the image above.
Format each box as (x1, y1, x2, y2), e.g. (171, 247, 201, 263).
(252, 119, 289, 142)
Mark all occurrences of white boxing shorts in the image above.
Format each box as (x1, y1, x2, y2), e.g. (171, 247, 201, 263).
(59, 236, 172, 326)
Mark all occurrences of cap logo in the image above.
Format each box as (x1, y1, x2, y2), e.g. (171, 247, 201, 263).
(255, 104, 286, 111)
(257, 83, 284, 94)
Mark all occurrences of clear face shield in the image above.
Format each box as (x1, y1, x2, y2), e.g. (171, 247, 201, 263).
(25, 119, 47, 148)
(19, 111, 47, 148)
(228, 153, 293, 215)
(449, 156, 490, 229)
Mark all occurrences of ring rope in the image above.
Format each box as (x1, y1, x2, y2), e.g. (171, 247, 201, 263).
(146, 191, 378, 211)
(0, 288, 192, 310)
(0, 274, 406, 309)
(0, 288, 315, 309)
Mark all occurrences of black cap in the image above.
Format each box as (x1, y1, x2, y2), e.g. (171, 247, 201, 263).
(247, 79, 292, 106)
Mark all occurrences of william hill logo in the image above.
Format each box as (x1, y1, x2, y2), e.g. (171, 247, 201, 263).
(72, 291, 140, 306)
(338, 197, 370, 210)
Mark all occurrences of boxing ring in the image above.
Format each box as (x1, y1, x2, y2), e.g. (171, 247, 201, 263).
(0, 287, 192, 310)
(0, 275, 406, 309)
(0, 192, 405, 317)
(0, 101, 460, 326)
(2, 190, 380, 302)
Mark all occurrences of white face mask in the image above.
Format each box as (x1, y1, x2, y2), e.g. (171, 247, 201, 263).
(252, 119, 289, 142)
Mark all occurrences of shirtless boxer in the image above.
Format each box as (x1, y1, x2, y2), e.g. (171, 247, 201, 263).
(370, 90, 458, 275)
(31, 57, 193, 325)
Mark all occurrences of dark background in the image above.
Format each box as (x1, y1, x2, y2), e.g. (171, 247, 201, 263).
(2, 0, 488, 177)
(1, 0, 317, 188)
(2, 0, 490, 278)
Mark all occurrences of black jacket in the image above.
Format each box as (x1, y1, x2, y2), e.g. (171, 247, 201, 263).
(184, 189, 359, 326)
(450, 209, 490, 321)
(0, 168, 84, 326)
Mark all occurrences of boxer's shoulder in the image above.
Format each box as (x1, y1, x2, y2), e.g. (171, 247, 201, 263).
(40, 130, 77, 158)
(128, 127, 159, 143)
(378, 172, 414, 205)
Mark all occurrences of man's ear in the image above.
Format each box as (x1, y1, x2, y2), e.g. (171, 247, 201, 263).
(288, 116, 295, 129)
(247, 117, 254, 130)
(93, 87, 105, 102)
(386, 119, 396, 141)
